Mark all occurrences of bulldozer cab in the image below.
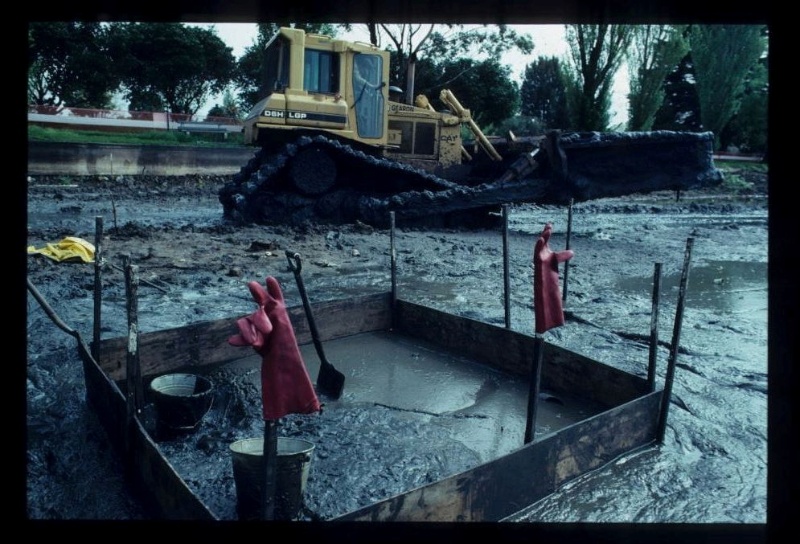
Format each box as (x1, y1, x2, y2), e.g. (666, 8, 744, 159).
(243, 27, 392, 148)
(241, 27, 500, 180)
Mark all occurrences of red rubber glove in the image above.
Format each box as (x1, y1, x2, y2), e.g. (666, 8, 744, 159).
(229, 281, 274, 351)
(229, 277, 321, 420)
(533, 223, 574, 334)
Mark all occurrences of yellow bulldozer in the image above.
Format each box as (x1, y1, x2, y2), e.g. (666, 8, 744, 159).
(220, 26, 722, 227)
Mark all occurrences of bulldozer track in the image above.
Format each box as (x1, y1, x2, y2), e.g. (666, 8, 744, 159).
(219, 134, 478, 227)
(219, 131, 724, 229)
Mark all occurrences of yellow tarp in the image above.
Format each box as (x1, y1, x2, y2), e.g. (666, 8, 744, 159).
(27, 236, 95, 263)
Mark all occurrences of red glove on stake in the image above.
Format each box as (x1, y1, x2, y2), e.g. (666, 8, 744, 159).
(533, 223, 574, 334)
(229, 281, 274, 350)
(229, 277, 321, 420)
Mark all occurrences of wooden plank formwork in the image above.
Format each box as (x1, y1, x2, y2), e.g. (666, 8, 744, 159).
(78, 338, 217, 520)
(338, 393, 660, 521)
(81, 290, 662, 521)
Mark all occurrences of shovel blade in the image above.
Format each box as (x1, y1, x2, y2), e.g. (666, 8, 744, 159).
(317, 361, 345, 400)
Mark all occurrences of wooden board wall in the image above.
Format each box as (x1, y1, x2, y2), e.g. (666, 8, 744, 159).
(394, 299, 649, 408)
(79, 341, 218, 519)
(97, 292, 392, 381)
(337, 392, 661, 522)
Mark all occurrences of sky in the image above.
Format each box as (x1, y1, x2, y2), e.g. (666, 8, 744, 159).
(203, 23, 571, 76)
(193, 23, 628, 127)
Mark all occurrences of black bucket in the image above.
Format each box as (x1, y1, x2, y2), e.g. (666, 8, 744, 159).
(229, 437, 315, 521)
(149, 373, 214, 432)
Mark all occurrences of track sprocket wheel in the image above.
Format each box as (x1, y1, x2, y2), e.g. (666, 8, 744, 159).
(288, 146, 338, 196)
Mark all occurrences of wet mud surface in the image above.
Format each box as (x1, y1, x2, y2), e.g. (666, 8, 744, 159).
(25, 170, 770, 526)
(149, 380, 486, 521)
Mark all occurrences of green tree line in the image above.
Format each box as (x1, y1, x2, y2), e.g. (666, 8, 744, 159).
(28, 22, 768, 152)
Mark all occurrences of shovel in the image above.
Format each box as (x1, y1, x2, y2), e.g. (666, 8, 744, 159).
(286, 251, 345, 400)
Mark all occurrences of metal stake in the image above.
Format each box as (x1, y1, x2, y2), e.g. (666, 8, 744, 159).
(92, 216, 103, 362)
(502, 204, 511, 329)
(657, 238, 693, 443)
(261, 419, 278, 520)
(648, 262, 663, 392)
(524, 335, 544, 444)
(390, 211, 397, 310)
(562, 198, 573, 304)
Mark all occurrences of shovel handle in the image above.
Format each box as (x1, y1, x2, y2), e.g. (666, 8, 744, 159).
(285, 250, 345, 399)
(286, 251, 302, 274)
(285, 251, 325, 360)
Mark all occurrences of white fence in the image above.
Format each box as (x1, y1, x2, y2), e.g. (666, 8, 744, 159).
(28, 105, 242, 133)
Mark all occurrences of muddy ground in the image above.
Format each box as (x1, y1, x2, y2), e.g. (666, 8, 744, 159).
(24, 168, 773, 532)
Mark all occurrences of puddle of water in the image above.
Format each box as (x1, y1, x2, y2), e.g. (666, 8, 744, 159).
(298, 330, 606, 462)
(616, 260, 767, 316)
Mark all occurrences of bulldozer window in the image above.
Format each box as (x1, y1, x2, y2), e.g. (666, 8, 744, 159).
(353, 53, 385, 139)
(262, 36, 290, 93)
(304, 49, 339, 94)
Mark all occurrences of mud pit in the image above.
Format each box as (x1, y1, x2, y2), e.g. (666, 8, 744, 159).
(26, 170, 769, 523)
(138, 328, 607, 521)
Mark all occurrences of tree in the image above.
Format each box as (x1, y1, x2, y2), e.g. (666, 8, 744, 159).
(689, 25, 765, 149)
(563, 24, 634, 131)
(719, 52, 768, 153)
(414, 56, 520, 130)
(233, 28, 268, 112)
(519, 56, 570, 130)
(494, 116, 547, 138)
(28, 22, 119, 110)
(107, 23, 235, 116)
(626, 25, 689, 131)
(127, 89, 166, 113)
(207, 89, 242, 120)
(651, 53, 702, 131)
(368, 24, 533, 105)
(235, 23, 345, 111)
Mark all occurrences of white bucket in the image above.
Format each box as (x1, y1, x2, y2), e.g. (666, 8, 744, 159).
(229, 437, 315, 520)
